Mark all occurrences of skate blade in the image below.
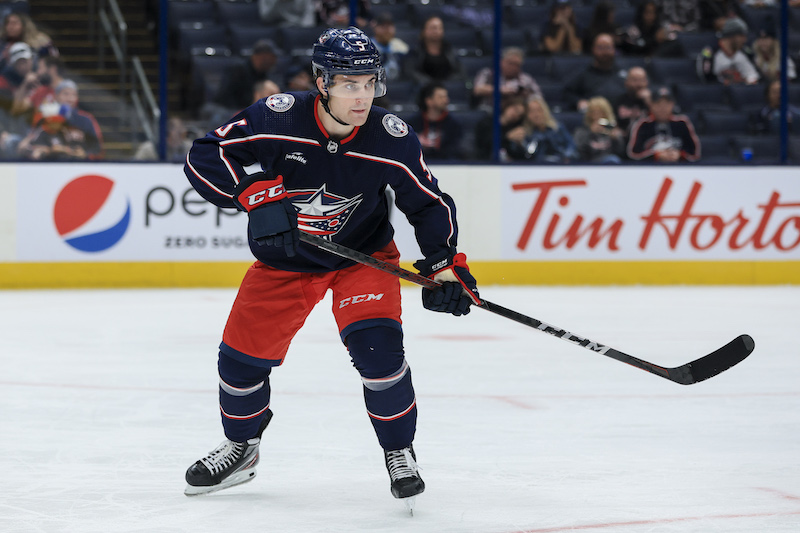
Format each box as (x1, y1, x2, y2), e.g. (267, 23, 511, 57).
(184, 469, 257, 496)
(404, 496, 416, 516)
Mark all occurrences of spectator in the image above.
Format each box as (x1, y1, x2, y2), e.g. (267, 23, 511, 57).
(212, 39, 278, 113)
(614, 67, 652, 133)
(583, 1, 621, 54)
(134, 117, 194, 162)
(18, 80, 104, 160)
(405, 16, 462, 85)
(371, 12, 409, 82)
(316, 0, 371, 28)
(749, 80, 800, 135)
(258, 0, 315, 27)
(620, 0, 680, 57)
(472, 47, 543, 112)
(0, 12, 58, 70)
(252, 79, 281, 103)
(699, 0, 746, 32)
(474, 95, 526, 160)
(405, 82, 463, 160)
(283, 63, 314, 92)
(657, 0, 700, 33)
(27, 56, 65, 116)
(563, 33, 626, 112)
(627, 86, 700, 163)
(506, 95, 578, 163)
(697, 17, 760, 85)
(573, 96, 625, 164)
(541, 0, 582, 55)
(0, 42, 33, 115)
(752, 27, 796, 83)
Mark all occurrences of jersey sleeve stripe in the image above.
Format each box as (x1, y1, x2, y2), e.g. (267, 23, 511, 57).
(345, 150, 456, 245)
(219, 133, 321, 147)
(185, 152, 234, 198)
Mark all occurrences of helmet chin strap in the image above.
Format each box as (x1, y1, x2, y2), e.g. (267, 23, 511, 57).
(319, 90, 351, 127)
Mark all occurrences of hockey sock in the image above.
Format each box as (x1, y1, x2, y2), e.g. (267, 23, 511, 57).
(346, 326, 417, 450)
(218, 352, 272, 442)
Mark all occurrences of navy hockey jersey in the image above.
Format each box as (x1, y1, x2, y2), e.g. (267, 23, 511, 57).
(185, 91, 459, 272)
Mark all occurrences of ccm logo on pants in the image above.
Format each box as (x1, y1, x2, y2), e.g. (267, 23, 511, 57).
(339, 293, 384, 308)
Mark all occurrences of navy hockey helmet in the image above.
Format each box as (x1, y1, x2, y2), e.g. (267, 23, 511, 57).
(311, 27, 387, 98)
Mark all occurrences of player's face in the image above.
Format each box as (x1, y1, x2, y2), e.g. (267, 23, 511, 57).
(324, 74, 377, 126)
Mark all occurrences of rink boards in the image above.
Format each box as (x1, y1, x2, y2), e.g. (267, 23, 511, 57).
(1, 163, 798, 288)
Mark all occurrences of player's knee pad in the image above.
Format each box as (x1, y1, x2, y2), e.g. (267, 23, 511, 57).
(346, 326, 416, 449)
(217, 352, 272, 442)
(345, 325, 407, 386)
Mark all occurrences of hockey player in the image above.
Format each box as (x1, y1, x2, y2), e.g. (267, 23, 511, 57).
(182, 27, 479, 505)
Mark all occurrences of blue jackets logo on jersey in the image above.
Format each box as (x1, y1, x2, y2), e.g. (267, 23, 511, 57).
(290, 184, 363, 238)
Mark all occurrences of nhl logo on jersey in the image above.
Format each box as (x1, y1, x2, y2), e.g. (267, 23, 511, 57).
(382, 114, 408, 138)
(266, 93, 295, 112)
(327, 139, 339, 153)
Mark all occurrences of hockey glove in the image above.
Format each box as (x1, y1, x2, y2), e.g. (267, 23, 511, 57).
(414, 252, 480, 316)
(233, 171, 299, 257)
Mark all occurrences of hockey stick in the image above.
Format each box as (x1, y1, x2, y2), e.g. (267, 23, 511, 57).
(299, 232, 755, 385)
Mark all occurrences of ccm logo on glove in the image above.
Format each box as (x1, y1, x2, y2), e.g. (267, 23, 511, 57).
(237, 180, 286, 211)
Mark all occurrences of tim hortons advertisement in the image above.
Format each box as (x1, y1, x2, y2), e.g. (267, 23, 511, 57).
(16, 164, 251, 262)
(501, 166, 800, 260)
(11, 163, 800, 263)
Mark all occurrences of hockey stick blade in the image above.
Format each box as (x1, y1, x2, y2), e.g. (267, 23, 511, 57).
(299, 232, 755, 384)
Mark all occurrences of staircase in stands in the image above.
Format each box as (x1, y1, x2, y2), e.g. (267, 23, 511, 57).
(29, 0, 178, 160)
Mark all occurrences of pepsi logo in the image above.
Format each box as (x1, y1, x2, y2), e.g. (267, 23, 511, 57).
(53, 174, 131, 252)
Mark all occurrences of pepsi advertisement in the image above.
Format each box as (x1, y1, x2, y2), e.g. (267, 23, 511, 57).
(16, 164, 252, 261)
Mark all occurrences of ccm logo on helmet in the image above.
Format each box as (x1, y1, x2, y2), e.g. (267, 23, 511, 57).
(353, 59, 374, 65)
(247, 184, 285, 207)
(339, 293, 384, 308)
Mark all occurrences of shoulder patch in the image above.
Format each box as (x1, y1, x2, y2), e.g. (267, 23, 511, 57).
(382, 114, 409, 138)
(265, 93, 295, 112)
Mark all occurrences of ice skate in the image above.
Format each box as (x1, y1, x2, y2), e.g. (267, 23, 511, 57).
(184, 410, 272, 496)
(384, 445, 424, 514)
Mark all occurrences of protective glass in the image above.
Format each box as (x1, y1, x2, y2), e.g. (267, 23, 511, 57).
(325, 74, 387, 99)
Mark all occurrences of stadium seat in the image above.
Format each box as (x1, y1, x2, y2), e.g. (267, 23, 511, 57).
(731, 135, 781, 164)
(191, 54, 244, 101)
(281, 26, 329, 57)
(697, 135, 734, 163)
(178, 25, 230, 57)
(727, 84, 766, 111)
(676, 84, 731, 112)
(442, 79, 471, 110)
(460, 56, 492, 81)
(505, 5, 549, 29)
(615, 56, 648, 75)
(537, 82, 565, 110)
(550, 55, 593, 81)
(169, 0, 217, 31)
(372, 4, 413, 28)
(699, 111, 749, 135)
(216, 2, 261, 29)
(445, 27, 483, 56)
(455, 109, 488, 159)
(554, 111, 585, 134)
(649, 57, 699, 84)
(230, 26, 284, 56)
(675, 31, 718, 57)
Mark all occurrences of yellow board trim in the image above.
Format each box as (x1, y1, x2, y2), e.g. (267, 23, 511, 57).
(1, 261, 799, 288)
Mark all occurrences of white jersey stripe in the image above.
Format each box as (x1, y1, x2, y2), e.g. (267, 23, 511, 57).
(345, 150, 456, 245)
(219, 133, 321, 147)
(220, 403, 271, 420)
(367, 398, 416, 421)
(185, 152, 233, 199)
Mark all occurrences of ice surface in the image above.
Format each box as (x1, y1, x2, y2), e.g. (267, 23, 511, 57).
(2, 286, 798, 532)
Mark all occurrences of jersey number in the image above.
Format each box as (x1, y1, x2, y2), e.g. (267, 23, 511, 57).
(215, 119, 247, 138)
